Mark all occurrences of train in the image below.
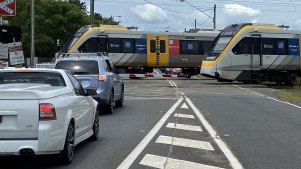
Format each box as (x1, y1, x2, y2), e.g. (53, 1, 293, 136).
(59, 24, 219, 77)
(201, 23, 301, 85)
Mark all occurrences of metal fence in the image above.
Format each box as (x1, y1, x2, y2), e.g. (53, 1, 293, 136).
(35, 63, 55, 69)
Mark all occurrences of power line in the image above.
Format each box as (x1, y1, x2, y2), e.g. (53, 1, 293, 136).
(180, 0, 212, 18)
(143, 0, 190, 14)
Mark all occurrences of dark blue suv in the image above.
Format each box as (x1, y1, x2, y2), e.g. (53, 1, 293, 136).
(54, 53, 124, 114)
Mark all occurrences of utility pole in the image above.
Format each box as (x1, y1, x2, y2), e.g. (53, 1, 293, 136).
(90, 0, 94, 24)
(213, 4, 216, 29)
(194, 19, 196, 30)
(31, 0, 35, 67)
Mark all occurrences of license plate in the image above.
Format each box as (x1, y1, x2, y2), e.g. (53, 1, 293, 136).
(0, 116, 2, 123)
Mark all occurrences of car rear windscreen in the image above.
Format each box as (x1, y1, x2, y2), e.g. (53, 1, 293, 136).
(55, 60, 99, 75)
(0, 72, 66, 86)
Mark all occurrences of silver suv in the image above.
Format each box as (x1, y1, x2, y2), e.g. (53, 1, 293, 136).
(54, 53, 124, 114)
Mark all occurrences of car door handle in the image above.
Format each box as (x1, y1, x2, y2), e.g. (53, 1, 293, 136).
(81, 100, 88, 104)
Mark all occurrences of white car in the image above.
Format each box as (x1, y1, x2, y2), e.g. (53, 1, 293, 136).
(0, 68, 99, 164)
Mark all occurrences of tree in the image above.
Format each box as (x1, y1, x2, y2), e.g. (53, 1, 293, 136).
(69, 0, 87, 13)
(3, 0, 116, 60)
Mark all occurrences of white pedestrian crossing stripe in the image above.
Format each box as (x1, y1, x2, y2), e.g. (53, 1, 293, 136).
(155, 135, 215, 151)
(181, 103, 189, 109)
(166, 123, 203, 132)
(139, 154, 224, 169)
(174, 113, 194, 119)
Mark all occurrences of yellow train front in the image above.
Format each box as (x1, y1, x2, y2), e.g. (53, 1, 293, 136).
(201, 23, 301, 85)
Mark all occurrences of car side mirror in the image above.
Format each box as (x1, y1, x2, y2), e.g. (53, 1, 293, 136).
(84, 89, 97, 96)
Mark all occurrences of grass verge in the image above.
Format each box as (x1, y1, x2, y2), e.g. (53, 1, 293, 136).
(274, 77, 301, 105)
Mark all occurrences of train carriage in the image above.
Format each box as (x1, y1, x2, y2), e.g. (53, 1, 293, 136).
(201, 23, 301, 84)
(59, 25, 219, 76)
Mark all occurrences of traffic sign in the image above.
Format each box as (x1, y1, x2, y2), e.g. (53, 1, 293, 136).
(0, 0, 16, 16)
(8, 42, 24, 65)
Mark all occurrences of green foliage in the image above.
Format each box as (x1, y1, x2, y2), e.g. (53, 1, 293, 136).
(3, 0, 118, 59)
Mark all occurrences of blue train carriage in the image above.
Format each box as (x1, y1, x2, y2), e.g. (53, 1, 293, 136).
(201, 23, 301, 85)
(59, 24, 219, 77)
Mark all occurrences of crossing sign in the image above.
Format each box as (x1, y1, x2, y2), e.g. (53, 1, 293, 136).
(0, 0, 16, 16)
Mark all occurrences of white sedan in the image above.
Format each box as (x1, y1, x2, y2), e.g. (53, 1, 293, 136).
(0, 68, 99, 164)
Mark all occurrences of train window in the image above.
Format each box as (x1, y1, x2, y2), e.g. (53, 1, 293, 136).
(275, 39, 288, 55)
(251, 37, 261, 55)
(108, 38, 122, 53)
(262, 38, 275, 55)
(78, 37, 99, 52)
(199, 41, 213, 55)
(122, 39, 134, 53)
(150, 40, 156, 53)
(232, 37, 251, 55)
(99, 38, 107, 52)
(160, 40, 166, 53)
(180, 40, 199, 55)
(78, 37, 107, 53)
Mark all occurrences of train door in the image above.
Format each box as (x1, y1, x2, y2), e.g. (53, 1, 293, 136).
(147, 36, 169, 67)
(97, 35, 108, 53)
(251, 34, 262, 69)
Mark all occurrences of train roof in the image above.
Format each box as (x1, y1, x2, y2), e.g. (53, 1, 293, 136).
(77, 24, 220, 37)
(227, 23, 301, 34)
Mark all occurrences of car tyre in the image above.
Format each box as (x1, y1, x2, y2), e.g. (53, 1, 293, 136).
(60, 123, 75, 165)
(115, 88, 124, 108)
(104, 92, 114, 114)
(89, 111, 100, 141)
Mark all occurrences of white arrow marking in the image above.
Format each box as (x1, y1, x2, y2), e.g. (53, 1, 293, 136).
(181, 103, 189, 109)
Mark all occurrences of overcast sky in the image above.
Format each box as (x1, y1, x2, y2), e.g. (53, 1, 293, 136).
(82, 0, 301, 32)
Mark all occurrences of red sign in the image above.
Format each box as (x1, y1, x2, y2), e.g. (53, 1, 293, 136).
(0, 0, 16, 16)
(169, 39, 180, 55)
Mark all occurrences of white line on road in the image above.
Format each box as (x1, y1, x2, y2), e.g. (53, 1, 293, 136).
(166, 123, 203, 132)
(139, 154, 224, 169)
(181, 103, 189, 109)
(186, 97, 244, 169)
(267, 97, 301, 109)
(168, 80, 177, 87)
(174, 113, 195, 119)
(155, 135, 214, 151)
(233, 84, 265, 96)
(117, 98, 184, 169)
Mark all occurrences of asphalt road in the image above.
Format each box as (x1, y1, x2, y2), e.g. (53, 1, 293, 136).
(1, 78, 301, 169)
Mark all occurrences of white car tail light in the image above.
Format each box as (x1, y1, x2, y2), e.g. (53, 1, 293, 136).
(39, 103, 56, 121)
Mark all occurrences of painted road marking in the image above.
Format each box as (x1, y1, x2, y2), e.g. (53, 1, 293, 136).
(233, 84, 265, 96)
(267, 97, 301, 109)
(166, 123, 203, 132)
(117, 98, 184, 169)
(155, 135, 214, 151)
(186, 97, 244, 169)
(181, 103, 189, 109)
(139, 154, 224, 169)
(174, 113, 195, 119)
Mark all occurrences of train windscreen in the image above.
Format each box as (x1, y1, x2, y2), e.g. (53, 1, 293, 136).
(204, 23, 250, 60)
(60, 25, 92, 54)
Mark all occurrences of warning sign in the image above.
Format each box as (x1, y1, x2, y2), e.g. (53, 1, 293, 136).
(8, 42, 24, 65)
(0, 0, 16, 16)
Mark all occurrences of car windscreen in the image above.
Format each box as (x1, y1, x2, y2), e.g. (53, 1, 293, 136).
(0, 72, 66, 86)
(55, 60, 99, 75)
